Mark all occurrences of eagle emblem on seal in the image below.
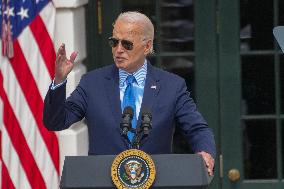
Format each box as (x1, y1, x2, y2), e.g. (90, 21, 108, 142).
(123, 160, 145, 184)
(111, 149, 156, 188)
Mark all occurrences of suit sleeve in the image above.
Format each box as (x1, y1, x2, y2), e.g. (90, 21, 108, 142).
(174, 79, 216, 158)
(43, 76, 88, 131)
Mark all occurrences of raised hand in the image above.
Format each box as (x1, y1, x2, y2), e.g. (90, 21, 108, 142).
(54, 43, 78, 84)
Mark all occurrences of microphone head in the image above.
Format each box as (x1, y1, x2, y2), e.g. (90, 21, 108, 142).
(141, 108, 152, 119)
(120, 106, 134, 137)
(123, 106, 134, 115)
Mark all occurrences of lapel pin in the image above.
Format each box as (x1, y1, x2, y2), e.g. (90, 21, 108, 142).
(151, 85, 156, 89)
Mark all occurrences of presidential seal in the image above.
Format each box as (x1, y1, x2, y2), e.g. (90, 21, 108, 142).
(111, 149, 156, 189)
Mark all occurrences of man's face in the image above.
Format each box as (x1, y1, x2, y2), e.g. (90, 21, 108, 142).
(111, 20, 152, 73)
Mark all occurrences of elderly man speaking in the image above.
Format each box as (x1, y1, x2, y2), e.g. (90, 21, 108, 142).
(43, 11, 216, 176)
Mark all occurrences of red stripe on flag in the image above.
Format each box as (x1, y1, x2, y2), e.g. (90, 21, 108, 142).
(29, 15, 56, 79)
(1, 161, 16, 189)
(0, 72, 47, 189)
(9, 41, 59, 173)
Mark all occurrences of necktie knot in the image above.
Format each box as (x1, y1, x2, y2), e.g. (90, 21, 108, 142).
(127, 75, 135, 85)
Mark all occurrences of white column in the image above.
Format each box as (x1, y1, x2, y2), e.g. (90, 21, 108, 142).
(53, 0, 89, 174)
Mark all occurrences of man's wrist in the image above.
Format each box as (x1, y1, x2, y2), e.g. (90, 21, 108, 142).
(54, 76, 67, 85)
(50, 78, 67, 90)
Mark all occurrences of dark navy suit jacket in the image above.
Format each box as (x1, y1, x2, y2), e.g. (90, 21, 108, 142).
(43, 62, 216, 157)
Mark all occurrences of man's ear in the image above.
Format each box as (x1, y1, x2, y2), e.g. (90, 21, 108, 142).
(144, 40, 153, 55)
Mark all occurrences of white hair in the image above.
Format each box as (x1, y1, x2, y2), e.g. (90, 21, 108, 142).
(115, 11, 154, 53)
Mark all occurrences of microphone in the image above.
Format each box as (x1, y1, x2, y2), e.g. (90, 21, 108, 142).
(140, 109, 152, 137)
(120, 106, 134, 137)
(131, 108, 152, 149)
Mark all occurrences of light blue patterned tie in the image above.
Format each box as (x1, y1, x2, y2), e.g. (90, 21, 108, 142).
(122, 75, 136, 142)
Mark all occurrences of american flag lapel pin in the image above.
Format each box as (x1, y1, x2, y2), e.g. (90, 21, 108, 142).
(151, 85, 156, 89)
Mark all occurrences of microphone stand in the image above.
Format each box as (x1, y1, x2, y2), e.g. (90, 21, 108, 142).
(131, 130, 141, 149)
(131, 112, 152, 149)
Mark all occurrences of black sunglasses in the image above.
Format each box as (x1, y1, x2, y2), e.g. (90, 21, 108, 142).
(108, 37, 134, 50)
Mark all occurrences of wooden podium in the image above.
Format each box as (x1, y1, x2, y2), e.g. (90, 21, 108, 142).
(60, 154, 213, 189)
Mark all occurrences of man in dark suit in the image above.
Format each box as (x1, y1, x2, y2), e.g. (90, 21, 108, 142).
(43, 11, 216, 175)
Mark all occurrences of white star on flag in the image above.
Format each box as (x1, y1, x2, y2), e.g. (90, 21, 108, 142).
(4, 7, 15, 17)
(17, 7, 29, 20)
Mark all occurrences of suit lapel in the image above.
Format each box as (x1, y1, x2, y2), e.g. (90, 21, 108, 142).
(138, 63, 160, 124)
(104, 65, 122, 128)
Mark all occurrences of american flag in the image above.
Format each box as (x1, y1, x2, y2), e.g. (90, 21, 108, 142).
(0, 0, 60, 188)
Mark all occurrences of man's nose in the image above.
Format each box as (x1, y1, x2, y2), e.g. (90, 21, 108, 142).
(116, 42, 125, 53)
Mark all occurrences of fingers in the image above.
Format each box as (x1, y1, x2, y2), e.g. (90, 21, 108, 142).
(56, 44, 66, 66)
(57, 43, 66, 57)
(57, 53, 65, 63)
(56, 43, 78, 62)
(56, 43, 78, 65)
(54, 44, 78, 83)
(197, 151, 215, 176)
(70, 51, 78, 63)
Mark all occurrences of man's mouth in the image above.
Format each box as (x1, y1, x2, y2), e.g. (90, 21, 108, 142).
(115, 57, 126, 63)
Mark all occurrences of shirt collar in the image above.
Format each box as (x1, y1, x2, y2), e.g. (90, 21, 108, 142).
(119, 60, 147, 87)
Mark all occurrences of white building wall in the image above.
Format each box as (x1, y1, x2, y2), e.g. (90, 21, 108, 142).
(53, 0, 89, 175)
